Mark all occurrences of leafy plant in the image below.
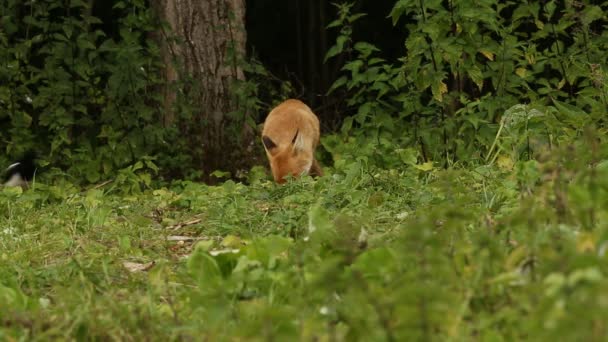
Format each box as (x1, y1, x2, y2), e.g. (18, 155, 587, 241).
(2, 132, 608, 339)
(0, 0, 201, 185)
(324, 0, 608, 169)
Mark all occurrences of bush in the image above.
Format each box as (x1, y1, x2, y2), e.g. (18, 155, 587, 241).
(324, 1, 608, 169)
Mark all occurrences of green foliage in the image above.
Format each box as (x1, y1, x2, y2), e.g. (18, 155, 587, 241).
(0, 0, 300, 184)
(325, 0, 608, 169)
(0, 0, 197, 183)
(2, 133, 608, 339)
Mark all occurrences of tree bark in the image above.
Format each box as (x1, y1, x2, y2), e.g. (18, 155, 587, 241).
(152, 0, 248, 182)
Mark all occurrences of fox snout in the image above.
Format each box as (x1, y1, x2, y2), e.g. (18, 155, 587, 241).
(263, 133, 314, 183)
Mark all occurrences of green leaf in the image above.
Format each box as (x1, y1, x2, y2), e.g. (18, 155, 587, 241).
(326, 19, 342, 29)
(390, 0, 415, 25)
(414, 161, 434, 171)
(327, 76, 348, 95)
(431, 79, 448, 102)
(348, 13, 367, 23)
(308, 202, 333, 235)
(354, 42, 379, 58)
(580, 6, 603, 26)
(188, 243, 222, 284)
(468, 65, 484, 91)
(550, 99, 590, 129)
(324, 35, 349, 62)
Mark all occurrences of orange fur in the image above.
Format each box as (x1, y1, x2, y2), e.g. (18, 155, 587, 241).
(261, 99, 323, 184)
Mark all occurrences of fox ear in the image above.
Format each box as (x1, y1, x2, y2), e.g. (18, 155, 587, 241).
(291, 130, 299, 144)
(262, 136, 277, 150)
(291, 130, 305, 151)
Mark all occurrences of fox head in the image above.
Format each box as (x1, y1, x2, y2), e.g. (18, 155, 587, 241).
(262, 130, 313, 184)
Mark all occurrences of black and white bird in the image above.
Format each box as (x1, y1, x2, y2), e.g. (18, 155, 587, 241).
(3, 152, 37, 189)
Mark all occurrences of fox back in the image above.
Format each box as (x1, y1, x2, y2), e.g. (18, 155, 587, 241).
(262, 99, 322, 184)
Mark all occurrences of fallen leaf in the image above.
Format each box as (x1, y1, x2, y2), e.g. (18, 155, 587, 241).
(255, 203, 271, 212)
(396, 211, 409, 219)
(166, 235, 196, 241)
(167, 217, 203, 230)
(358, 228, 368, 249)
(123, 261, 155, 273)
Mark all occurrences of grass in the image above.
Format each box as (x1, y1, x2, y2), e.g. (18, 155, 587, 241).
(1, 140, 608, 341)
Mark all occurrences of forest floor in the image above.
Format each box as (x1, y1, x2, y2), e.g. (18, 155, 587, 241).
(1, 150, 607, 340)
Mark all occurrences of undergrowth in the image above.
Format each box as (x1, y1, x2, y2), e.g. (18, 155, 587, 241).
(1, 127, 608, 340)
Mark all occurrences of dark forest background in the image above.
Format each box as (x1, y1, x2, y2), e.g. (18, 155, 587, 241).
(247, 0, 406, 129)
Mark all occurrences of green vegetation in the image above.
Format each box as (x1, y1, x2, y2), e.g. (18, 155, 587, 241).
(2, 125, 608, 339)
(2, 0, 608, 340)
(325, 1, 608, 170)
(0, 0, 247, 181)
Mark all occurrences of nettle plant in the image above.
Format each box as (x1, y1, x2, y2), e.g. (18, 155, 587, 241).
(324, 0, 608, 170)
(0, 0, 176, 186)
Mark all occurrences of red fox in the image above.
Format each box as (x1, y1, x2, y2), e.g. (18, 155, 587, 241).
(261, 99, 323, 184)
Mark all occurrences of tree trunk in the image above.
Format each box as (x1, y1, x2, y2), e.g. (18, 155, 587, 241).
(152, 0, 249, 183)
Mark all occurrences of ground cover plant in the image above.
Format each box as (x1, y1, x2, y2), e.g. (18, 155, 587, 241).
(2, 118, 608, 340)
